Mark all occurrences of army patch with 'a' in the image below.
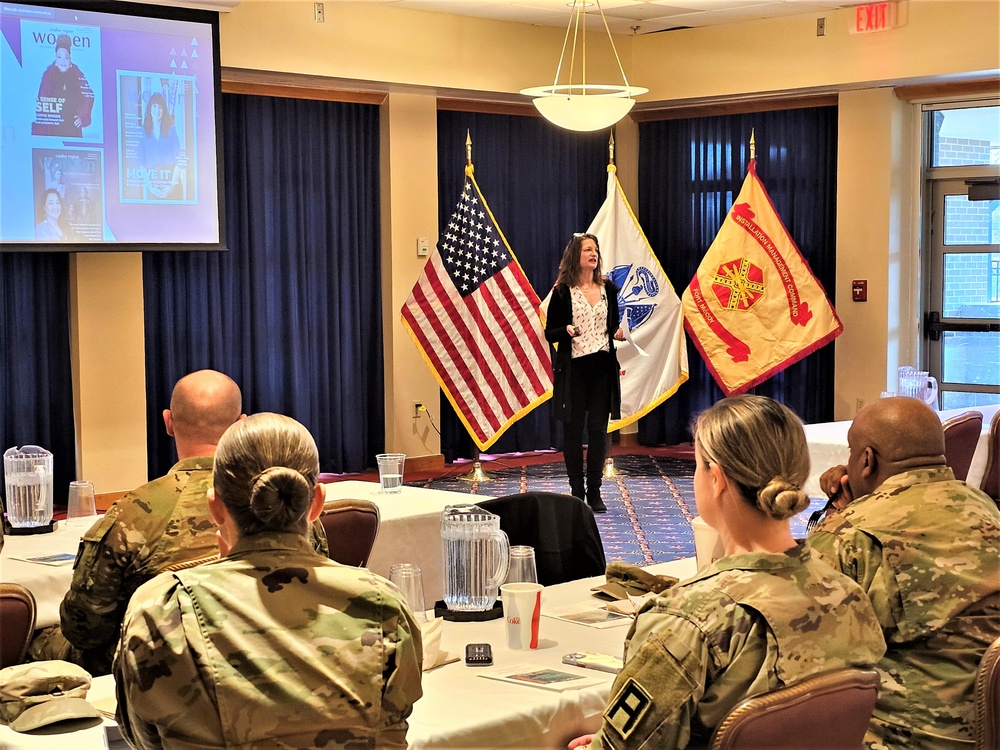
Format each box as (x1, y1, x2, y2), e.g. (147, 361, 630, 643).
(604, 679, 652, 739)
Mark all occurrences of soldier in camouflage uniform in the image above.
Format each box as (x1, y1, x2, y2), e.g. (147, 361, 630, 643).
(114, 412, 423, 749)
(570, 396, 886, 750)
(30, 370, 287, 674)
(808, 397, 1000, 750)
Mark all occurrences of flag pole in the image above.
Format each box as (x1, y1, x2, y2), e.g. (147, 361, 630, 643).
(602, 129, 622, 481)
(749, 128, 756, 162)
(459, 130, 496, 484)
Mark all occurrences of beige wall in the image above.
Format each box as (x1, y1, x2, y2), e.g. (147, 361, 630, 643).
(835, 88, 918, 419)
(70, 253, 148, 492)
(380, 92, 441, 458)
(70, 1, 999, 483)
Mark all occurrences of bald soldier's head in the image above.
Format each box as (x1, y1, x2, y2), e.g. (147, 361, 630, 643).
(162, 370, 244, 459)
(845, 397, 947, 498)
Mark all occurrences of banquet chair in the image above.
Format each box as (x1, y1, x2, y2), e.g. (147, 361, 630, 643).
(981, 411, 1000, 504)
(320, 498, 380, 567)
(976, 634, 1000, 750)
(943, 411, 984, 483)
(0, 583, 37, 668)
(709, 668, 880, 750)
(479, 492, 605, 586)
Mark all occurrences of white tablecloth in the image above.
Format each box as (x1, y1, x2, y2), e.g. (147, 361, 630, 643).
(321, 480, 494, 605)
(803, 403, 999, 497)
(39, 558, 696, 750)
(1, 521, 90, 628)
(407, 557, 697, 749)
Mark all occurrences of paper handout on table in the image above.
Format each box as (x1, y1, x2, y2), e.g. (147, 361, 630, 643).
(543, 604, 632, 629)
(12, 552, 76, 566)
(478, 664, 605, 692)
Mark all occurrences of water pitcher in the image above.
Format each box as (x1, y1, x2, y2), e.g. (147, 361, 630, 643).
(441, 504, 510, 611)
(897, 366, 939, 409)
(3, 445, 54, 528)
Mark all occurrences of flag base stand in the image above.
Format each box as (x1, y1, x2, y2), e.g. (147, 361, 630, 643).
(603, 457, 623, 478)
(459, 460, 495, 483)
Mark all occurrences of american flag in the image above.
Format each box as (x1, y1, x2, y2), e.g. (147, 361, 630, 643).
(401, 166, 552, 450)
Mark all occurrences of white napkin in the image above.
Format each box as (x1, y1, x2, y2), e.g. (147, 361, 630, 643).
(419, 617, 460, 671)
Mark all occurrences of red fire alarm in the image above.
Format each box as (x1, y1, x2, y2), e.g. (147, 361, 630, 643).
(852, 279, 868, 302)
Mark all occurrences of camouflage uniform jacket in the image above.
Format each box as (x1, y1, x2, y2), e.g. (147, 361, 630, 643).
(808, 467, 1000, 750)
(587, 543, 885, 750)
(114, 531, 424, 750)
(58, 457, 219, 673)
(57, 457, 329, 675)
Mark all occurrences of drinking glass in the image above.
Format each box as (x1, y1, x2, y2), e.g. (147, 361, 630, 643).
(390, 563, 427, 622)
(67, 480, 97, 524)
(505, 545, 538, 584)
(376, 453, 405, 494)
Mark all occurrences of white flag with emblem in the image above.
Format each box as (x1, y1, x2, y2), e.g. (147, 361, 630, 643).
(593, 165, 688, 430)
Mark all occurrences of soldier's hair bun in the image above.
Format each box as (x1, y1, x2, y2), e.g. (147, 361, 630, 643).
(693, 395, 810, 520)
(248, 466, 312, 527)
(756, 477, 810, 520)
(213, 412, 320, 537)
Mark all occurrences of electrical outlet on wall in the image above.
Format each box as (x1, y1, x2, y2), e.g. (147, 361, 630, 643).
(856, 398, 865, 414)
(314, 2, 325, 22)
(412, 401, 424, 419)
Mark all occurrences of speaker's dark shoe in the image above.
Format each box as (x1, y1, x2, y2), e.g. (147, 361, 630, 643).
(587, 488, 607, 513)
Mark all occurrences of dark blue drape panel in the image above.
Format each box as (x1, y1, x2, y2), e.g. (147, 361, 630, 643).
(0, 253, 75, 507)
(637, 107, 839, 444)
(436, 111, 609, 460)
(144, 94, 383, 478)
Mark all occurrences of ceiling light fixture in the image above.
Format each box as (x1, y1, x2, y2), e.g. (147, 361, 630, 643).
(520, 0, 647, 132)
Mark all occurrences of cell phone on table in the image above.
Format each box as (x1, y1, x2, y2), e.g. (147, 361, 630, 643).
(465, 643, 493, 666)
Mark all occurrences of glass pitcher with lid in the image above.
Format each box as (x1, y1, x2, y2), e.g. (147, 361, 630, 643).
(3, 445, 53, 528)
(440, 504, 510, 611)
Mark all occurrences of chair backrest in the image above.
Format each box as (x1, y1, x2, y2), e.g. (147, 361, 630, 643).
(479, 492, 605, 586)
(976, 634, 1000, 750)
(981, 410, 1000, 503)
(0, 583, 37, 668)
(320, 498, 380, 567)
(709, 668, 880, 750)
(943, 411, 984, 483)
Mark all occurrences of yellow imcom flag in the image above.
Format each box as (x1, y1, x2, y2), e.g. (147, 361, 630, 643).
(681, 159, 842, 395)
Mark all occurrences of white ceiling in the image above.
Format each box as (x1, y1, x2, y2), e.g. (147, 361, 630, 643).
(351, 0, 856, 35)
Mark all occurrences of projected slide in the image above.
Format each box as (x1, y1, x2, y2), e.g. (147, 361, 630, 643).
(0, 2, 222, 248)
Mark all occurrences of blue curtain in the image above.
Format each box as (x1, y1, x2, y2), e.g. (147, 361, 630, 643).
(144, 93, 383, 477)
(436, 110, 610, 460)
(637, 106, 839, 444)
(0, 253, 75, 507)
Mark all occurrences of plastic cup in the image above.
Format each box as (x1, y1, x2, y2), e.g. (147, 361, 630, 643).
(390, 563, 427, 622)
(505, 545, 538, 584)
(691, 515, 725, 569)
(501, 582, 543, 650)
(67, 480, 97, 524)
(376, 453, 405, 494)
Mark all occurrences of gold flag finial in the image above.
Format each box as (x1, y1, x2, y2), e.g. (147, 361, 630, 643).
(750, 129, 756, 161)
(466, 130, 472, 165)
(609, 131, 616, 165)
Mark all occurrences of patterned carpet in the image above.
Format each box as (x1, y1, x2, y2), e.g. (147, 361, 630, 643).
(409, 455, 823, 566)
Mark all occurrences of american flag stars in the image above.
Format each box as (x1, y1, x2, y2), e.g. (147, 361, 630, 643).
(440, 178, 511, 296)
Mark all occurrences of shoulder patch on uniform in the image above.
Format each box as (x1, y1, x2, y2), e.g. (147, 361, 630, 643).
(604, 678, 653, 740)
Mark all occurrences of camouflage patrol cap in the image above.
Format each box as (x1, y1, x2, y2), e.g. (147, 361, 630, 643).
(0, 660, 101, 732)
(592, 561, 678, 600)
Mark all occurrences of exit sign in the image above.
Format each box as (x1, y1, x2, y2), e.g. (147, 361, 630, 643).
(852, 2, 897, 34)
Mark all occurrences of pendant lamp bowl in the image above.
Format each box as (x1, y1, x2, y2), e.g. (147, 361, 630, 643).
(521, 84, 648, 132)
(519, 0, 646, 132)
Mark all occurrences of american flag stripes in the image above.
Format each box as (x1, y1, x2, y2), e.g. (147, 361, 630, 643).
(401, 165, 552, 450)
